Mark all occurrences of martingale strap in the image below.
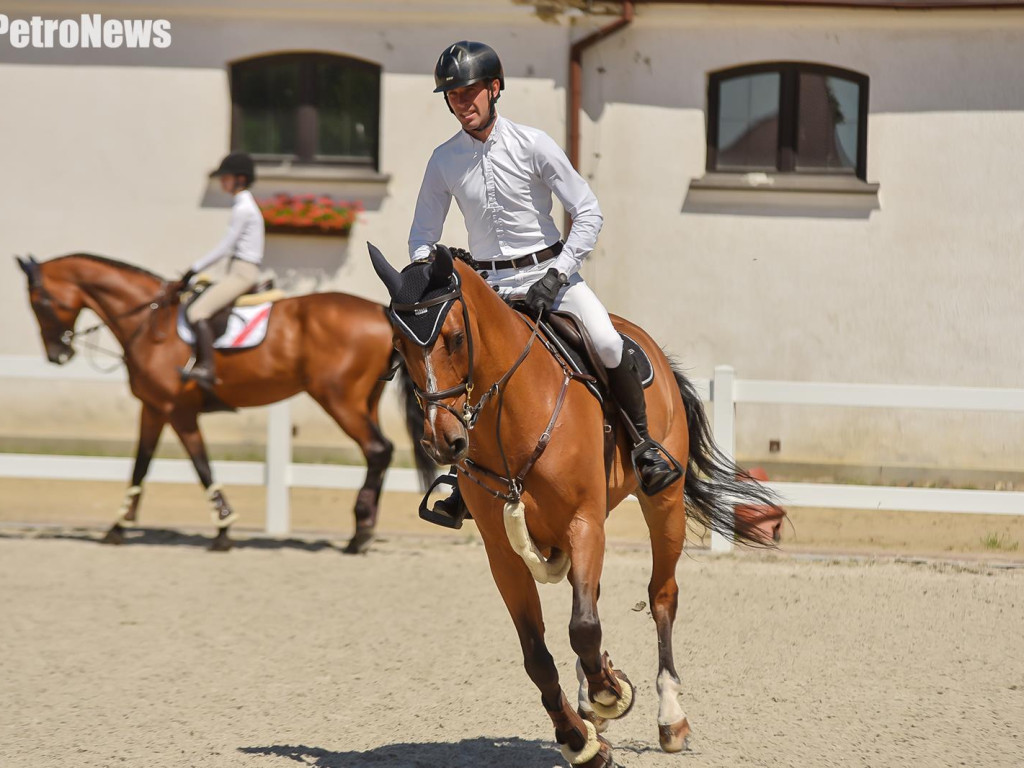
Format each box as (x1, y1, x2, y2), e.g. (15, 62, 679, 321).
(459, 370, 571, 503)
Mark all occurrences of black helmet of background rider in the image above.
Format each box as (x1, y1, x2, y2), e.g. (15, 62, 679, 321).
(433, 41, 505, 129)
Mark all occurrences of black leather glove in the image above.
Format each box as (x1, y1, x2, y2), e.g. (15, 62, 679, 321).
(525, 268, 568, 317)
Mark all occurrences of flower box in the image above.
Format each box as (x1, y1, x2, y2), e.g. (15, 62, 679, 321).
(257, 194, 363, 236)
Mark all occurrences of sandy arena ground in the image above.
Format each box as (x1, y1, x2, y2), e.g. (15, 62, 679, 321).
(1, 520, 1022, 768)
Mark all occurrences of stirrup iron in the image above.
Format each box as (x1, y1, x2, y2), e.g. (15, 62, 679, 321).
(630, 439, 684, 496)
(418, 473, 468, 529)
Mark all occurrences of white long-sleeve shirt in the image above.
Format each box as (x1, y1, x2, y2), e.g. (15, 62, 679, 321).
(192, 189, 265, 272)
(408, 116, 603, 277)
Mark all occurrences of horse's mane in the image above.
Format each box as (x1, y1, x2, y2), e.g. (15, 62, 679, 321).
(50, 253, 165, 281)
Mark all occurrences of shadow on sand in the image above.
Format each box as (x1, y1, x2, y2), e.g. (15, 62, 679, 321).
(238, 738, 563, 768)
(0, 526, 349, 553)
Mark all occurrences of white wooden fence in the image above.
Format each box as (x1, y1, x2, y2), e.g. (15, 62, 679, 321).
(2, 355, 1023, 550)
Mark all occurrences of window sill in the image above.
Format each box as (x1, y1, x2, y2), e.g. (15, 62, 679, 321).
(684, 172, 880, 218)
(255, 162, 390, 185)
(241, 162, 391, 212)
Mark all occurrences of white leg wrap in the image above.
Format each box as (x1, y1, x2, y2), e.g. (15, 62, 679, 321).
(207, 483, 238, 527)
(502, 500, 570, 584)
(117, 485, 142, 526)
(575, 659, 593, 714)
(656, 669, 686, 726)
(559, 719, 601, 765)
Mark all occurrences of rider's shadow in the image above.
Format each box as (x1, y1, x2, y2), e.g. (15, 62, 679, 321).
(238, 739, 562, 767)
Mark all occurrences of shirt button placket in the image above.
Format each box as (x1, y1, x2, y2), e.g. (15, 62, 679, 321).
(483, 149, 506, 253)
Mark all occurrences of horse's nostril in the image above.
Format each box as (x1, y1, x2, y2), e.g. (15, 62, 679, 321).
(450, 436, 468, 456)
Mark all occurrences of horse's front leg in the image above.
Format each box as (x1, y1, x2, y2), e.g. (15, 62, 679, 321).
(103, 404, 166, 545)
(481, 533, 612, 768)
(569, 517, 636, 730)
(170, 409, 236, 551)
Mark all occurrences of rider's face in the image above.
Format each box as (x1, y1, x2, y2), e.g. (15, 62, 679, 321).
(446, 80, 499, 133)
(219, 175, 245, 194)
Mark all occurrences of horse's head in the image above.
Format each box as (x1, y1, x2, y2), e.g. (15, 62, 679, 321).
(15, 255, 81, 365)
(370, 242, 474, 465)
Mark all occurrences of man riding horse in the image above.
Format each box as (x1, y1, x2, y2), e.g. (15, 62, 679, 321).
(180, 151, 265, 389)
(410, 41, 680, 526)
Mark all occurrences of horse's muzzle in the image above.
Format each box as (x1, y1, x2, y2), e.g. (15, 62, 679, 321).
(47, 344, 75, 365)
(420, 433, 469, 465)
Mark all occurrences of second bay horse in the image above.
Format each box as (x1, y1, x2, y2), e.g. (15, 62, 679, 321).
(16, 253, 432, 552)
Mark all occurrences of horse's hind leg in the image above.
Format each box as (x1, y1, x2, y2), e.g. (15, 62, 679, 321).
(103, 404, 166, 545)
(639, 482, 691, 753)
(568, 515, 636, 728)
(170, 409, 236, 551)
(311, 384, 393, 555)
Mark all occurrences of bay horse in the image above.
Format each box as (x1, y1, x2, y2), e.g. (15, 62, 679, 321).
(16, 253, 432, 553)
(370, 243, 778, 767)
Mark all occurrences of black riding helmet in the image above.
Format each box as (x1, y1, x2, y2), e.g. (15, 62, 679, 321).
(433, 41, 504, 124)
(209, 151, 256, 186)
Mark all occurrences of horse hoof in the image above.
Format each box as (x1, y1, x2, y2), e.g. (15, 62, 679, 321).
(343, 528, 375, 555)
(102, 524, 125, 545)
(590, 670, 635, 721)
(659, 717, 691, 753)
(560, 721, 613, 767)
(577, 706, 609, 734)
(575, 740, 614, 768)
(209, 531, 233, 552)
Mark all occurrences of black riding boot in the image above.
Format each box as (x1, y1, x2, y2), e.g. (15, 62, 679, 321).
(606, 355, 682, 495)
(180, 319, 217, 390)
(419, 468, 471, 529)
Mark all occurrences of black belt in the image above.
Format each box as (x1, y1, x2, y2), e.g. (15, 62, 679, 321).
(481, 241, 563, 271)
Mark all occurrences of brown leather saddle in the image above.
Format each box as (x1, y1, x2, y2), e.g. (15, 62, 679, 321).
(540, 310, 655, 403)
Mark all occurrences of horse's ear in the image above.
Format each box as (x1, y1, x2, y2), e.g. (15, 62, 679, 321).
(14, 255, 35, 283)
(367, 242, 403, 299)
(432, 244, 454, 281)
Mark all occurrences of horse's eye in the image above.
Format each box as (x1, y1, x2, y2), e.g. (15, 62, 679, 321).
(447, 331, 465, 352)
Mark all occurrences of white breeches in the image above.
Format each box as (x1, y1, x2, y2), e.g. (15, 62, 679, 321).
(486, 264, 624, 368)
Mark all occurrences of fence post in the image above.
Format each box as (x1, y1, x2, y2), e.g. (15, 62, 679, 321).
(265, 399, 292, 535)
(711, 365, 736, 553)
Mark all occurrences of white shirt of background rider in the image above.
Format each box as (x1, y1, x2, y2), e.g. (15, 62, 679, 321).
(191, 189, 265, 273)
(408, 115, 603, 291)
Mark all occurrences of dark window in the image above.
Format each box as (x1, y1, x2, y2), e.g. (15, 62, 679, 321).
(230, 53, 380, 169)
(707, 63, 868, 180)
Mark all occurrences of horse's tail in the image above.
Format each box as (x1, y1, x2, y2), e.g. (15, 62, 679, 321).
(670, 359, 781, 547)
(392, 351, 436, 491)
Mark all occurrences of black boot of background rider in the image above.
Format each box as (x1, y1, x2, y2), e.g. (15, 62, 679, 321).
(606, 354, 682, 495)
(181, 319, 217, 390)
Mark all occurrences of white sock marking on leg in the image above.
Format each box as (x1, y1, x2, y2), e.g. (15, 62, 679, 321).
(657, 668, 685, 726)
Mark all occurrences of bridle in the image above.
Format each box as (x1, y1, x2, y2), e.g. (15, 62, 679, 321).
(392, 277, 583, 503)
(28, 271, 177, 362)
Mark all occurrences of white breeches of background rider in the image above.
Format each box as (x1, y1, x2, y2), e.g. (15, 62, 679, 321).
(485, 262, 624, 368)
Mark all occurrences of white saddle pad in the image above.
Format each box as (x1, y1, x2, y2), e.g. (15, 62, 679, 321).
(177, 303, 273, 350)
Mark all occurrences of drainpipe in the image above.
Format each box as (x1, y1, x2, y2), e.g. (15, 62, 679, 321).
(568, 0, 635, 171)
